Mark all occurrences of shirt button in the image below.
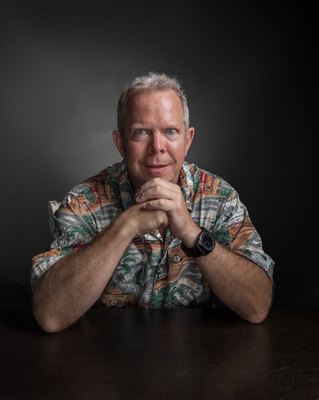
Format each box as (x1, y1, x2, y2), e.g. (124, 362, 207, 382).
(173, 255, 181, 263)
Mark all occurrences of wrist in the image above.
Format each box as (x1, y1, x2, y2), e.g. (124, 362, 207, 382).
(179, 223, 202, 248)
(111, 211, 137, 242)
(181, 227, 216, 258)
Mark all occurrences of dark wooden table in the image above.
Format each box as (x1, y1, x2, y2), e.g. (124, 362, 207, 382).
(0, 308, 318, 400)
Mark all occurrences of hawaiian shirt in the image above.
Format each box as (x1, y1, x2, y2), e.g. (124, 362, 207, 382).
(31, 160, 274, 309)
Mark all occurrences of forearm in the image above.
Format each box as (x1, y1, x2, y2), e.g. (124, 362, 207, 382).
(196, 241, 273, 323)
(33, 215, 134, 333)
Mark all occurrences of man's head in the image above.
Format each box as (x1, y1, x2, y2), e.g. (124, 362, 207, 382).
(113, 72, 194, 191)
(117, 72, 190, 133)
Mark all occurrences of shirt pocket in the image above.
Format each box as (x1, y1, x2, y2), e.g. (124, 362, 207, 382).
(98, 290, 136, 308)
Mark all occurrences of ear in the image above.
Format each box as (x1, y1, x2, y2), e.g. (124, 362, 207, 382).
(184, 127, 195, 157)
(113, 130, 126, 158)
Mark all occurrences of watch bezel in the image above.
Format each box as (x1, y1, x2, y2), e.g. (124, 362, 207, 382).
(181, 228, 215, 258)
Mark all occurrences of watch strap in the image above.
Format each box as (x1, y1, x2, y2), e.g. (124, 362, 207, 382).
(181, 227, 215, 258)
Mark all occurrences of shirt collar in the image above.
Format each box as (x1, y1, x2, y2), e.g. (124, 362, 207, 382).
(116, 159, 194, 211)
(114, 160, 136, 211)
(179, 162, 194, 211)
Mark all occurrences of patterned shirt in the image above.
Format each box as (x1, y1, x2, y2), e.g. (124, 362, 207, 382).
(31, 160, 274, 309)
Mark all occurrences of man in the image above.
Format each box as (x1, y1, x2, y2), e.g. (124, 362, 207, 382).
(31, 72, 274, 333)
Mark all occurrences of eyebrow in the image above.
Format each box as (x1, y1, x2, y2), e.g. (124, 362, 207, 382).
(128, 124, 180, 131)
(128, 124, 148, 131)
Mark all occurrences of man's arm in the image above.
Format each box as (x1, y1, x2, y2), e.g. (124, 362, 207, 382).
(194, 241, 272, 323)
(32, 204, 169, 333)
(136, 178, 273, 323)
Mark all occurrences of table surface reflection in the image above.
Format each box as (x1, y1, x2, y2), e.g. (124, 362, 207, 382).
(0, 308, 318, 400)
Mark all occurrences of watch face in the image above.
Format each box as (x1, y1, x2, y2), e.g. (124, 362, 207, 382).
(202, 231, 215, 250)
(181, 228, 215, 258)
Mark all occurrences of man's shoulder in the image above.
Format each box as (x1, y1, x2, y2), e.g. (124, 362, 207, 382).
(62, 161, 125, 206)
(183, 162, 235, 198)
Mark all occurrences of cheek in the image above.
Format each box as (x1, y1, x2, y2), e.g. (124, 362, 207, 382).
(124, 143, 144, 162)
(171, 142, 187, 159)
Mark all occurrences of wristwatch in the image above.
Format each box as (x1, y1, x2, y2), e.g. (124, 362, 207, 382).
(181, 227, 215, 257)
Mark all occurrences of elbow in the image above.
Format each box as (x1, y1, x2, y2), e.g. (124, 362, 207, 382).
(245, 282, 273, 324)
(32, 285, 68, 333)
(246, 310, 268, 324)
(245, 302, 271, 324)
(33, 306, 65, 334)
(39, 320, 64, 334)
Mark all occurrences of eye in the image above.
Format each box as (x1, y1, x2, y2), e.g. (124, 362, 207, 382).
(166, 129, 177, 135)
(135, 129, 146, 136)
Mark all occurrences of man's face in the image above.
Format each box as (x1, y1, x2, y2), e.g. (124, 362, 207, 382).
(113, 89, 194, 191)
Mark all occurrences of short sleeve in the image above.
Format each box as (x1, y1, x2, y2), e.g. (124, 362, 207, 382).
(31, 193, 96, 290)
(213, 183, 274, 280)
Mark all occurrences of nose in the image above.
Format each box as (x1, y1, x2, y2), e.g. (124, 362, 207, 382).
(148, 131, 165, 154)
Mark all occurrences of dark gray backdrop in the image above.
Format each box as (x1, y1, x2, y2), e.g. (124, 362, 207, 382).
(0, 0, 317, 310)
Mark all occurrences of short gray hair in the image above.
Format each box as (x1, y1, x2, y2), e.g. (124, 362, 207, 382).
(117, 72, 190, 132)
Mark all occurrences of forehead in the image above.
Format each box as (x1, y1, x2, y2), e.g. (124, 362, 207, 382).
(126, 89, 184, 122)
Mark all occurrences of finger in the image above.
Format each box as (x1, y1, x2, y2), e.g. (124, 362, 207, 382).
(136, 187, 170, 203)
(142, 198, 173, 212)
(136, 187, 180, 204)
(136, 181, 180, 203)
(137, 178, 179, 196)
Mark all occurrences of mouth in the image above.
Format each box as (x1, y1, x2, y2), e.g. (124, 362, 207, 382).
(144, 164, 169, 172)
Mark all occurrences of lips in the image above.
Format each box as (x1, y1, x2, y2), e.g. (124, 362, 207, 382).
(146, 164, 167, 167)
(145, 164, 168, 171)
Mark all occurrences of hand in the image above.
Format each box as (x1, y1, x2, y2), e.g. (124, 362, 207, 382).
(135, 178, 201, 246)
(122, 203, 169, 238)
